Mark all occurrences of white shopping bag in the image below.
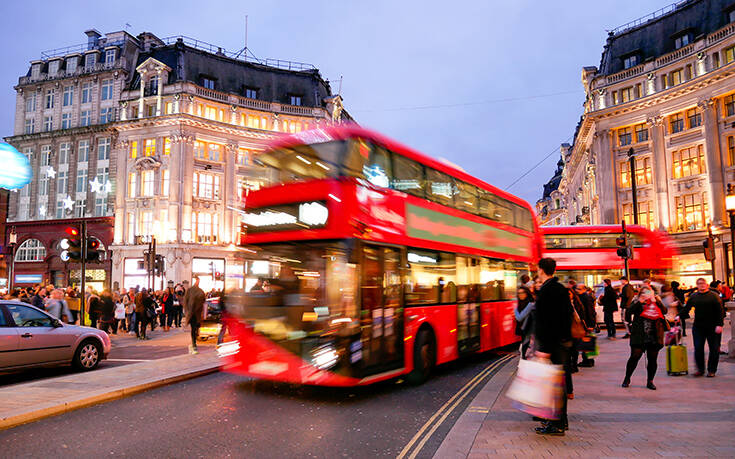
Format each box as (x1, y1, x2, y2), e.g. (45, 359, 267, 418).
(505, 358, 564, 419)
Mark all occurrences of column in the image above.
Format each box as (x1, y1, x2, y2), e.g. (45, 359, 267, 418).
(180, 134, 194, 243)
(155, 70, 163, 116)
(112, 140, 128, 245)
(700, 98, 725, 226)
(648, 115, 670, 230)
(138, 76, 145, 119)
(593, 129, 616, 223)
(224, 144, 237, 245)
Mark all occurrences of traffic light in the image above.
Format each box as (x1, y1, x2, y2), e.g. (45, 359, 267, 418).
(154, 254, 165, 275)
(703, 236, 716, 261)
(214, 271, 224, 281)
(61, 226, 82, 261)
(616, 234, 633, 259)
(86, 237, 101, 262)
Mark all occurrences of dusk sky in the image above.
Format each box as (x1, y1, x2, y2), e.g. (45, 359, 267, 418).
(1, 0, 669, 205)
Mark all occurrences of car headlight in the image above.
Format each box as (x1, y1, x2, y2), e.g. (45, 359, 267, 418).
(310, 344, 339, 370)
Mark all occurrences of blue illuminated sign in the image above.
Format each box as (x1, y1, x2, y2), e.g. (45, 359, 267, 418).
(15, 274, 43, 284)
(0, 142, 32, 190)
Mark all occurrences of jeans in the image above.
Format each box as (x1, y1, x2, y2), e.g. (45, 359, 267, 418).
(126, 312, 135, 333)
(604, 310, 616, 337)
(692, 325, 722, 374)
(190, 319, 200, 348)
(549, 345, 570, 428)
(174, 305, 183, 327)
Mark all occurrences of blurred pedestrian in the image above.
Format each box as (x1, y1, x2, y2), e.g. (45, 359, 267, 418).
(98, 290, 116, 334)
(174, 283, 186, 327)
(514, 285, 535, 359)
(575, 283, 596, 367)
(114, 290, 126, 333)
(184, 276, 206, 355)
(162, 286, 174, 332)
(600, 279, 618, 339)
(46, 289, 72, 323)
(681, 278, 724, 377)
(88, 290, 102, 328)
(135, 289, 150, 340)
(622, 286, 666, 390)
(533, 257, 573, 436)
(671, 281, 689, 336)
(619, 276, 634, 339)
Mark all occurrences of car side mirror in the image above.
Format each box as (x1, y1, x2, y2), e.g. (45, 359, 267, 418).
(51, 319, 63, 328)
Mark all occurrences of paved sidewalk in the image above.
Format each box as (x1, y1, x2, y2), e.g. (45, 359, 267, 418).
(437, 321, 735, 458)
(0, 348, 220, 430)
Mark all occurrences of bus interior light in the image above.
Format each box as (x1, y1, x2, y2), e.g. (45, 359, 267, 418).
(316, 161, 330, 170)
(296, 155, 311, 165)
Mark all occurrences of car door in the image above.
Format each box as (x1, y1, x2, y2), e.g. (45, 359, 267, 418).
(5, 303, 75, 365)
(0, 305, 20, 369)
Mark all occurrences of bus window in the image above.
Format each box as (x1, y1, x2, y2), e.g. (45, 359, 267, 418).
(343, 138, 370, 178)
(455, 181, 479, 215)
(426, 168, 456, 207)
(363, 144, 392, 188)
(479, 258, 505, 301)
(513, 204, 534, 232)
(392, 155, 425, 198)
(479, 195, 513, 227)
(405, 249, 456, 304)
(257, 141, 344, 184)
(456, 256, 481, 303)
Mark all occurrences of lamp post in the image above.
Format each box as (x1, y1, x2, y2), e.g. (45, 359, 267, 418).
(7, 226, 17, 291)
(726, 185, 735, 286)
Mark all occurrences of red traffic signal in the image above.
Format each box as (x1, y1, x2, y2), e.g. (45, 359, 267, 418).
(63, 226, 82, 261)
(615, 236, 626, 247)
(86, 237, 101, 262)
(65, 226, 79, 238)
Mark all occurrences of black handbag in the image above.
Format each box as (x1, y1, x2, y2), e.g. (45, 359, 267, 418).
(578, 334, 597, 352)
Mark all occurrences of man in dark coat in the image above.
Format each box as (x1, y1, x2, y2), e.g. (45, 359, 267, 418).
(533, 257, 573, 436)
(619, 276, 635, 339)
(575, 283, 596, 367)
(600, 279, 618, 339)
(184, 276, 206, 354)
(681, 278, 725, 377)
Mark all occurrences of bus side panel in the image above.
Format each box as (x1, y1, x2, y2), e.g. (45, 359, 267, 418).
(480, 303, 493, 351)
(494, 301, 518, 348)
(403, 305, 459, 367)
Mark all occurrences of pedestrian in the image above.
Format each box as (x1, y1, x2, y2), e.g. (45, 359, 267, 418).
(30, 288, 46, 309)
(514, 285, 535, 359)
(88, 290, 102, 328)
(184, 276, 206, 355)
(622, 286, 667, 390)
(680, 278, 724, 377)
(46, 289, 73, 323)
(575, 282, 596, 367)
(135, 289, 150, 340)
(566, 279, 587, 376)
(98, 290, 116, 334)
(600, 279, 618, 339)
(670, 281, 689, 336)
(619, 276, 634, 339)
(174, 282, 186, 327)
(532, 257, 573, 436)
(161, 287, 174, 332)
(114, 290, 126, 333)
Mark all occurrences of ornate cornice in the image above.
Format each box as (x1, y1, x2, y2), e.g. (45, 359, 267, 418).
(646, 115, 664, 127)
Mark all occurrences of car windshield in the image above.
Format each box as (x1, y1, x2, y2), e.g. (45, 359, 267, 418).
(228, 241, 358, 342)
(256, 141, 347, 184)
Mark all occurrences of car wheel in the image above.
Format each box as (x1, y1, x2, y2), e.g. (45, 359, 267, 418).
(407, 329, 435, 385)
(73, 339, 102, 371)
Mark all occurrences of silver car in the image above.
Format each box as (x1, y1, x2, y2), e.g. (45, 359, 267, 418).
(0, 301, 111, 372)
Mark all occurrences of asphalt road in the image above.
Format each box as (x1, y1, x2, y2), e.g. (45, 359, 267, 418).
(0, 351, 510, 459)
(0, 326, 211, 387)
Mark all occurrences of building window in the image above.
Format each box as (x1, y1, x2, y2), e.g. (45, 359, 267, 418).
(670, 113, 684, 134)
(620, 87, 633, 103)
(76, 168, 88, 193)
(671, 69, 683, 86)
(141, 170, 154, 196)
(43, 116, 53, 132)
(130, 140, 138, 159)
(58, 143, 70, 164)
(675, 193, 708, 231)
(207, 143, 220, 161)
(96, 166, 109, 185)
(618, 127, 632, 146)
(165, 101, 173, 114)
(202, 77, 215, 90)
(620, 157, 652, 187)
(161, 169, 170, 196)
(148, 75, 159, 96)
(63, 86, 74, 106)
(97, 137, 110, 160)
(674, 34, 690, 50)
(290, 95, 302, 106)
(26, 93, 36, 112)
(725, 94, 735, 117)
(105, 49, 115, 64)
(101, 79, 113, 101)
(48, 60, 59, 75)
(99, 107, 113, 123)
(61, 113, 72, 129)
(24, 118, 35, 134)
(128, 173, 137, 198)
(245, 88, 258, 99)
(144, 138, 156, 156)
(192, 212, 218, 244)
(15, 239, 46, 262)
(725, 46, 735, 65)
(672, 145, 706, 178)
(237, 148, 249, 166)
(81, 82, 92, 104)
(140, 210, 153, 236)
(204, 106, 217, 121)
(39, 176, 49, 196)
(193, 141, 221, 161)
(687, 108, 702, 128)
(85, 53, 96, 69)
(41, 145, 51, 166)
(622, 201, 655, 229)
(127, 212, 135, 243)
(192, 172, 221, 199)
(728, 136, 735, 166)
(623, 55, 638, 69)
(57, 170, 67, 194)
(45, 89, 55, 109)
(635, 124, 648, 143)
(78, 140, 89, 162)
(95, 197, 106, 216)
(66, 57, 77, 73)
(163, 137, 171, 155)
(74, 199, 86, 218)
(56, 199, 65, 219)
(80, 110, 91, 126)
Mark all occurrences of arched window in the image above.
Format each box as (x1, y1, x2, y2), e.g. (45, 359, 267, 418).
(16, 239, 46, 262)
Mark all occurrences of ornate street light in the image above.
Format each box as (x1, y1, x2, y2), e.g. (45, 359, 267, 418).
(726, 184, 735, 285)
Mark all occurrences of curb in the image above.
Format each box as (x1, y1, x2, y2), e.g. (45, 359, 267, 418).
(0, 363, 220, 431)
(432, 354, 518, 459)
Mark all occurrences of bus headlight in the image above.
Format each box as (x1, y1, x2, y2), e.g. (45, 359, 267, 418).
(217, 340, 240, 358)
(310, 344, 339, 370)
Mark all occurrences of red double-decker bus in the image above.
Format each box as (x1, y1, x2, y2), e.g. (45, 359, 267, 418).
(542, 225, 678, 287)
(219, 125, 542, 386)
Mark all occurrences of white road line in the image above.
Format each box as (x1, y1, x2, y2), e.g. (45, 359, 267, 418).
(105, 359, 151, 362)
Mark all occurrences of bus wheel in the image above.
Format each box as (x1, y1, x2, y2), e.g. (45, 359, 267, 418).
(407, 329, 435, 385)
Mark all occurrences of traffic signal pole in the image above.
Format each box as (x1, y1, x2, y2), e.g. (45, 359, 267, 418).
(628, 148, 639, 225)
(80, 220, 87, 326)
(622, 220, 629, 279)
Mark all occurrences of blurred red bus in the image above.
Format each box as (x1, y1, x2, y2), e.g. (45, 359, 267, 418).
(542, 225, 678, 287)
(219, 125, 542, 386)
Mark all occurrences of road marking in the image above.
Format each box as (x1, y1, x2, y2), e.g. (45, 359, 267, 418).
(396, 354, 512, 459)
(105, 359, 151, 362)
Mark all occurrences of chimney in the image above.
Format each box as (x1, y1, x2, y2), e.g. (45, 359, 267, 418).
(85, 29, 102, 50)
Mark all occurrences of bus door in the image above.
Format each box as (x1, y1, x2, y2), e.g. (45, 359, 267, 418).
(457, 257, 481, 355)
(360, 244, 404, 373)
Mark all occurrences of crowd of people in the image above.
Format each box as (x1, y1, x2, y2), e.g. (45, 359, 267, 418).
(514, 259, 728, 436)
(4, 276, 217, 355)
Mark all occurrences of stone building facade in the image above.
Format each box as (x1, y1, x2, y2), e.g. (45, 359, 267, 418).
(543, 0, 735, 284)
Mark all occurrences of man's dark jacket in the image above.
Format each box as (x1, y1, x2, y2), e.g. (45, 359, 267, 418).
(534, 277, 573, 354)
(601, 285, 618, 312)
(620, 283, 635, 309)
(579, 291, 597, 327)
(683, 290, 724, 330)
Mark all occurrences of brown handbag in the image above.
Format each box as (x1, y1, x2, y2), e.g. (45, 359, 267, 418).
(571, 305, 586, 339)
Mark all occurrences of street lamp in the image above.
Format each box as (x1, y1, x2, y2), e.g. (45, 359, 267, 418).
(726, 185, 735, 286)
(7, 226, 17, 291)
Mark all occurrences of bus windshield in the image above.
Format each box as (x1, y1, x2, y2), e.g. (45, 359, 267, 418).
(256, 141, 348, 183)
(230, 241, 358, 342)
